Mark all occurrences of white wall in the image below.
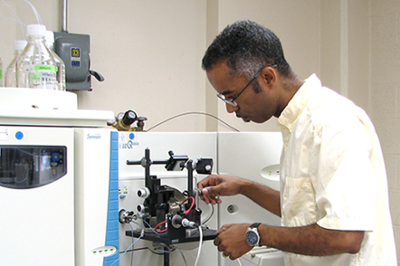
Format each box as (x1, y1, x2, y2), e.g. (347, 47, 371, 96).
(370, 0, 400, 263)
(213, 0, 321, 132)
(1, 0, 208, 132)
(0, 0, 321, 133)
(69, 1, 208, 132)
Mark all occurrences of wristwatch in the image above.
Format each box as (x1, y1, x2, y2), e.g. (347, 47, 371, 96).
(245, 222, 261, 246)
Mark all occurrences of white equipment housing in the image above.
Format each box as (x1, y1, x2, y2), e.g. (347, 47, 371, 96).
(0, 88, 118, 266)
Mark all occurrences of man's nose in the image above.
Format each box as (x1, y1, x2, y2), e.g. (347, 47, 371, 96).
(226, 103, 238, 113)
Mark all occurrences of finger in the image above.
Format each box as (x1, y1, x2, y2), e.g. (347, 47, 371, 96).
(217, 223, 233, 234)
(200, 188, 211, 204)
(216, 226, 227, 234)
(213, 236, 221, 247)
(201, 188, 219, 205)
(203, 187, 221, 204)
(197, 182, 205, 190)
(229, 254, 237, 260)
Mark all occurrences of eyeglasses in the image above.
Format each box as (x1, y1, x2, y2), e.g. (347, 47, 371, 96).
(216, 66, 268, 107)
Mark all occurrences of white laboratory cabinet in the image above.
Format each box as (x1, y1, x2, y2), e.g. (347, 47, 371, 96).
(0, 126, 75, 266)
(0, 88, 118, 266)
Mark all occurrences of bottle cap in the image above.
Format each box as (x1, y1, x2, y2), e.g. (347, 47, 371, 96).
(26, 24, 46, 37)
(14, 40, 27, 51)
(45, 31, 54, 47)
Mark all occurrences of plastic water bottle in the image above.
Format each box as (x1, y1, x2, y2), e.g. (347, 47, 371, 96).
(0, 57, 3, 87)
(17, 24, 58, 90)
(5, 40, 27, 87)
(45, 31, 66, 91)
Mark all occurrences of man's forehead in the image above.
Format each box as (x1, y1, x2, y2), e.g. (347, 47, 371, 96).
(207, 67, 237, 93)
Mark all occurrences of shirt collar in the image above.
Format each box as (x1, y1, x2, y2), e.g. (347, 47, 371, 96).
(277, 73, 321, 132)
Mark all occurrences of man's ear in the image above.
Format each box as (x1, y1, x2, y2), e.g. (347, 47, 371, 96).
(261, 66, 277, 86)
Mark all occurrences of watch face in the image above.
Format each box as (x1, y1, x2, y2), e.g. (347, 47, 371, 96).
(245, 230, 258, 246)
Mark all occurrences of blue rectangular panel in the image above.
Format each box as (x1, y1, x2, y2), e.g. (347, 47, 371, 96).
(104, 131, 119, 266)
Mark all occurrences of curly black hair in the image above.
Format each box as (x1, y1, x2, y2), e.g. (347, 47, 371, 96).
(202, 20, 291, 79)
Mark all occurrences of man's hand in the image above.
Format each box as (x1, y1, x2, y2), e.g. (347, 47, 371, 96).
(197, 175, 246, 204)
(214, 223, 253, 260)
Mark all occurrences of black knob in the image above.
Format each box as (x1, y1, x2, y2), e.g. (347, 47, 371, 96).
(122, 110, 137, 125)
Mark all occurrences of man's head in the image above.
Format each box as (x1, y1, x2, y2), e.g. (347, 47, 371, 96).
(202, 20, 291, 80)
(202, 20, 299, 123)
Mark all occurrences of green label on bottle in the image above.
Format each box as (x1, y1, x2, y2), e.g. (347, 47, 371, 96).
(35, 65, 56, 72)
(29, 65, 57, 88)
(0, 69, 2, 80)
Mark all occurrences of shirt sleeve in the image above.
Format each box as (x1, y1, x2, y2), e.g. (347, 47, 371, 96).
(313, 111, 376, 232)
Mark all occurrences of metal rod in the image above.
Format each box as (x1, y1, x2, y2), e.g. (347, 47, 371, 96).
(62, 0, 68, 32)
(187, 160, 193, 197)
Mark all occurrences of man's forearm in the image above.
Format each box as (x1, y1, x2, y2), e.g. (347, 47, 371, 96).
(259, 223, 364, 256)
(239, 179, 281, 217)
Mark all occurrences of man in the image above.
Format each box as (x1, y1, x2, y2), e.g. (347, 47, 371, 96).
(198, 20, 397, 265)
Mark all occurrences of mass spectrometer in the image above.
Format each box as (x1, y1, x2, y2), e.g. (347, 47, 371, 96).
(117, 132, 285, 266)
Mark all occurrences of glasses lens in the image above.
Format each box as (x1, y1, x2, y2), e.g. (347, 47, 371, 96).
(217, 94, 237, 106)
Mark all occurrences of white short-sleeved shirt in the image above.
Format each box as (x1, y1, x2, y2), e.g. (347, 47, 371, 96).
(277, 74, 397, 266)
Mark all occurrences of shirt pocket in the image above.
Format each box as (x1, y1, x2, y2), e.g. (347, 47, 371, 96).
(281, 176, 317, 227)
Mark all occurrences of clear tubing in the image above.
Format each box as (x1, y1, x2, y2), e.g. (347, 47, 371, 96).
(23, 0, 42, 24)
(0, 0, 26, 39)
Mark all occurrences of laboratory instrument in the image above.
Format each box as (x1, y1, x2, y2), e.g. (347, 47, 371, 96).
(117, 132, 284, 266)
(121, 148, 217, 266)
(0, 87, 118, 266)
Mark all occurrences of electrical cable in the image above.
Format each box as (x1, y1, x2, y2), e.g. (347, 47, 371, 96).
(116, 220, 147, 266)
(154, 220, 168, 233)
(145, 112, 240, 132)
(121, 247, 147, 254)
(142, 219, 167, 235)
(125, 246, 169, 256)
(193, 226, 203, 266)
(181, 196, 195, 215)
(201, 203, 214, 225)
(128, 222, 134, 266)
(109, 233, 143, 266)
(176, 248, 188, 266)
(14, 172, 28, 184)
